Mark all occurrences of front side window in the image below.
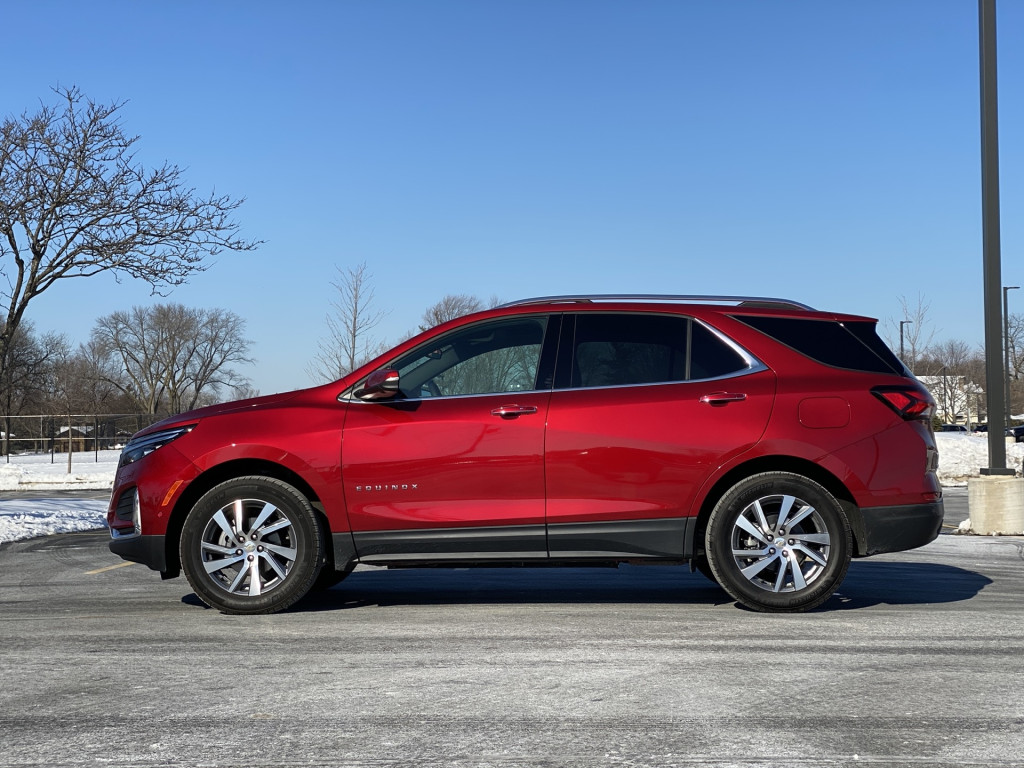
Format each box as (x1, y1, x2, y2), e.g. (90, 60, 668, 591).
(392, 316, 548, 398)
(568, 313, 750, 388)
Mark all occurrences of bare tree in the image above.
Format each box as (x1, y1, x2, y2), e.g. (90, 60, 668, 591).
(308, 263, 387, 382)
(1005, 312, 1024, 417)
(0, 321, 64, 454)
(419, 294, 485, 332)
(1007, 312, 1024, 379)
(45, 338, 74, 471)
(67, 338, 135, 414)
(91, 303, 253, 414)
(228, 382, 261, 401)
(920, 339, 974, 379)
(885, 294, 937, 374)
(0, 85, 259, 387)
(917, 339, 982, 423)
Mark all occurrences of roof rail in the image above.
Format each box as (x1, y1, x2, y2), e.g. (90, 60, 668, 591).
(499, 294, 816, 311)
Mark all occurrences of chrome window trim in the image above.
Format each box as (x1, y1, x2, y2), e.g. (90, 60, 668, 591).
(693, 317, 765, 372)
(349, 386, 550, 405)
(342, 313, 553, 403)
(548, 366, 768, 394)
(342, 312, 767, 401)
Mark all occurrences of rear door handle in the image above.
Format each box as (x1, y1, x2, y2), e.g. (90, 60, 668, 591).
(491, 405, 539, 419)
(699, 392, 747, 405)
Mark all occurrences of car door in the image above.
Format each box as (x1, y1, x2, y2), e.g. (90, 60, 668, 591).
(544, 312, 776, 559)
(342, 314, 558, 561)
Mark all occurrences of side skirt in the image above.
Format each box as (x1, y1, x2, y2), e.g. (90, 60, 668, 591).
(547, 518, 694, 559)
(333, 518, 695, 568)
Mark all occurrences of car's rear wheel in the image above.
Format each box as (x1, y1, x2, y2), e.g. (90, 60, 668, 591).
(705, 472, 851, 612)
(180, 477, 324, 615)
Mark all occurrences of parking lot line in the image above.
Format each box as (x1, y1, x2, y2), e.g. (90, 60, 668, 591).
(85, 561, 136, 575)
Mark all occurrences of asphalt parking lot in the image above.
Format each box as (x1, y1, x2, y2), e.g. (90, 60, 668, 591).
(0, 488, 1022, 768)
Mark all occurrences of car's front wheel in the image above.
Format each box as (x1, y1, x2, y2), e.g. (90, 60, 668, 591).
(705, 472, 852, 612)
(180, 477, 324, 615)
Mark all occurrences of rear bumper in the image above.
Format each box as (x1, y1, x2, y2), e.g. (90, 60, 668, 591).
(854, 500, 944, 557)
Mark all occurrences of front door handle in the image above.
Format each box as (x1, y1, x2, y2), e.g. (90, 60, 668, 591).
(699, 392, 747, 405)
(491, 404, 539, 419)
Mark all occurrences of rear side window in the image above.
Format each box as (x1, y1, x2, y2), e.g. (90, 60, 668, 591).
(735, 316, 906, 375)
(566, 313, 750, 388)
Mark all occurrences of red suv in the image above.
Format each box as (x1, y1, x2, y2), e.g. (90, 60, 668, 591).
(107, 295, 943, 614)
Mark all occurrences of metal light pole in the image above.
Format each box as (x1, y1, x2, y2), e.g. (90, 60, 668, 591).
(979, 0, 1011, 473)
(899, 320, 913, 369)
(941, 366, 950, 424)
(1005, 285, 1019, 424)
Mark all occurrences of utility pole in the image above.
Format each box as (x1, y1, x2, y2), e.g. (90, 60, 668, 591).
(979, 0, 1012, 474)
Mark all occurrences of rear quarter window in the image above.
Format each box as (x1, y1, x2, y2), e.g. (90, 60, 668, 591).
(734, 316, 906, 375)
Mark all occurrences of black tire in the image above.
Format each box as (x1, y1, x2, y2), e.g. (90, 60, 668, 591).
(180, 477, 325, 615)
(705, 472, 851, 612)
(691, 554, 718, 584)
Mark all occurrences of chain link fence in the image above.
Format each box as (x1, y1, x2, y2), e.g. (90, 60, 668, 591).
(1, 414, 165, 463)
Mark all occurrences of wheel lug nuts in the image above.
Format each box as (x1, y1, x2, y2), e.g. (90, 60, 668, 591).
(782, 550, 789, 557)
(769, 548, 776, 555)
(247, 555, 254, 561)
(789, 539, 795, 545)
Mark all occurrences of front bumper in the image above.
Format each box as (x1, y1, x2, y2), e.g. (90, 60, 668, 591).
(109, 533, 170, 574)
(854, 500, 944, 557)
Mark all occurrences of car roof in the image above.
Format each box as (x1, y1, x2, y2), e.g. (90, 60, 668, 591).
(500, 294, 814, 310)
(497, 295, 875, 323)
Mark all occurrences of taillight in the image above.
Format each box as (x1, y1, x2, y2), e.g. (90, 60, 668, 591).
(872, 386, 935, 421)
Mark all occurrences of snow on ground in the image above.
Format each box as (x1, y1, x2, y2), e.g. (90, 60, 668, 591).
(937, 433, 1024, 484)
(1, 435, 1022, 544)
(0, 450, 120, 543)
(0, 497, 111, 543)
(0, 449, 120, 492)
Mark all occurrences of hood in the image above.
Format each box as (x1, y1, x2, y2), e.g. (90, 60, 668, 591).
(133, 389, 307, 438)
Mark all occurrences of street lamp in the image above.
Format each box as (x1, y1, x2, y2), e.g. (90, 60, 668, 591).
(1005, 285, 1019, 425)
(899, 320, 913, 369)
(941, 365, 950, 424)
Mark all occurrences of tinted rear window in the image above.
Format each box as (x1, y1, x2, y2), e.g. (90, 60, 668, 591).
(566, 313, 749, 388)
(734, 316, 906, 375)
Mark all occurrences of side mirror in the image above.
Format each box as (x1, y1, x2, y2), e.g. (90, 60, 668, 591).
(356, 369, 400, 401)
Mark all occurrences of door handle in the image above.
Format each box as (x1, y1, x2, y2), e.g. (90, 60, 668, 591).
(491, 404, 539, 419)
(699, 392, 747, 405)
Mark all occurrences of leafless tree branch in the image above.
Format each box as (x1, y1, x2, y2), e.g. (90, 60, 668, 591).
(0, 85, 260, 385)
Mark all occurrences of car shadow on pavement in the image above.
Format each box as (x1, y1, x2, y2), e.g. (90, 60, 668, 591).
(293, 565, 731, 612)
(277, 560, 991, 613)
(827, 560, 992, 610)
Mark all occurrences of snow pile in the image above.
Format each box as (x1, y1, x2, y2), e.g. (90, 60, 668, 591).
(0, 450, 121, 491)
(1, 434, 1022, 544)
(0, 498, 110, 543)
(1, 450, 119, 544)
(931, 433, 1024, 485)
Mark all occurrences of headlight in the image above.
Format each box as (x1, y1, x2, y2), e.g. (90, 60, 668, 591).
(119, 425, 196, 467)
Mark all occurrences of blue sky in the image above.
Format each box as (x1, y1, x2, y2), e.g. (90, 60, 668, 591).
(3, 0, 1023, 395)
